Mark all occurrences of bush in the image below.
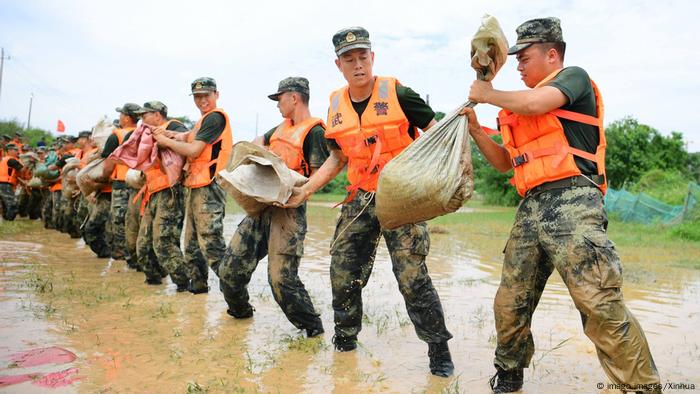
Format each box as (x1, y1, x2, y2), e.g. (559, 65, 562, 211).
(318, 170, 349, 194)
(670, 221, 700, 242)
(628, 169, 691, 205)
(471, 135, 521, 206)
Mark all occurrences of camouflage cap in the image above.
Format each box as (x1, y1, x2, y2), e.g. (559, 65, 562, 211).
(37, 146, 47, 152)
(112, 119, 120, 127)
(333, 26, 371, 56)
(64, 136, 77, 144)
(268, 77, 310, 101)
(115, 103, 143, 118)
(508, 17, 564, 55)
(191, 77, 217, 94)
(78, 130, 92, 139)
(137, 100, 168, 115)
(1, 134, 11, 141)
(5, 143, 18, 150)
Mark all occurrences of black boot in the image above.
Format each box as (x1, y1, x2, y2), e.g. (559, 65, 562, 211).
(332, 335, 357, 352)
(226, 303, 254, 319)
(489, 366, 523, 393)
(305, 324, 325, 338)
(428, 342, 454, 377)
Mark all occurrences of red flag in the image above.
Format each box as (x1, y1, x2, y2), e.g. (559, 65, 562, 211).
(56, 120, 65, 132)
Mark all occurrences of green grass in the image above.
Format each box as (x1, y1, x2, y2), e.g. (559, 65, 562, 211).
(0, 219, 36, 236)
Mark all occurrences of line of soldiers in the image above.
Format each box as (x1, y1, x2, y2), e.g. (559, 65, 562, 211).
(0, 20, 663, 393)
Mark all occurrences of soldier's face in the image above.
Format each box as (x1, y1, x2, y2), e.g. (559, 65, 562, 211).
(194, 92, 218, 114)
(276, 92, 295, 118)
(142, 112, 163, 126)
(516, 44, 555, 88)
(335, 49, 374, 88)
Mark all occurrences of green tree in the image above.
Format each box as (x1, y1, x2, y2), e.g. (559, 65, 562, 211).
(0, 119, 54, 147)
(605, 117, 689, 188)
(172, 116, 195, 129)
(471, 135, 521, 206)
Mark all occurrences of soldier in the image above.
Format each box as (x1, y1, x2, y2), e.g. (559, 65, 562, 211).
(28, 146, 49, 221)
(153, 77, 232, 294)
(0, 143, 24, 220)
(134, 101, 189, 288)
(217, 77, 326, 337)
(53, 136, 81, 233)
(101, 103, 141, 266)
(465, 18, 660, 393)
(62, 131, 93, 238)
(283, 27, 455, 377)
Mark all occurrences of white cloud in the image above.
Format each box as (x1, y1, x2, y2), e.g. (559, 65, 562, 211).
(1, 0, 698, 150)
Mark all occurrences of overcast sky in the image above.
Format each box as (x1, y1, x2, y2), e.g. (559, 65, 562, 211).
(1, 0, 698, 151)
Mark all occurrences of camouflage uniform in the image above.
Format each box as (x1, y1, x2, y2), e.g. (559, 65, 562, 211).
(183, 182, 226, 291)
(84, 192, 112, 258)
(62, 193, 82, 238)
(110, 187, 130, 260)
(0, 183, 17, 220)
(331, 190, 452, 343)
(42, 188, 54, 228)
(51, 190, 64, 231)
(218, 204, 323, 331)
(137, 185, 188, 286)
(17, 187, 29, 217)
(494, 185, 659, 386)
(125, 189, 142, 269)
(26, 187, 44, 220)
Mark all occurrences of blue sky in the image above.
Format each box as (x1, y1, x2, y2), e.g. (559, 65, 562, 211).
(1, 0, 698, 151)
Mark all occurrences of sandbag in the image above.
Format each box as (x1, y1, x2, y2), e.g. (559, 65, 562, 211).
(61, 158, 82, 198)
(34, 164, 60, 181)
(27, 177, 44, 188)
(76, 158, 109, 196)
(216, 141, 307, 216)
(91, 115, 116, 152)
(376, 109, 474, 229)
(125, 169, 145, 190)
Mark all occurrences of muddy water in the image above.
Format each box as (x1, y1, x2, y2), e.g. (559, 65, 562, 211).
(1, 204, 699, 393)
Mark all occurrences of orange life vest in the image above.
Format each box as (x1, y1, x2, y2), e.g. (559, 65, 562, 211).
(325, 76, 414, 196)
(269, 117, 324, 176)
(183, 108, 233, 189)
(0, 156, 18, 186)
(79, 147, 98, 168)
(498, 68, 607, 197)
(111, 127, 134, 182)
(144, 120, 184, 195)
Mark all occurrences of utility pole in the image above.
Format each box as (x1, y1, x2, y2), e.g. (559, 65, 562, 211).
(426, 93, 430, 106)
(0, 47, 10, 108)
(26, 93, 34, 130)
(255, 113, 259, 138)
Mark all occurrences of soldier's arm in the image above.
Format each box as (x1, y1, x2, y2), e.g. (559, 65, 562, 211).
(282, 148, 348, 208)
(469, 80, 567, 115)
(462, 108, 512, 173)
(153, 132, 206, 158)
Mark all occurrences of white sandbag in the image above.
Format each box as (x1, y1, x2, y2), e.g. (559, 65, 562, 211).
(91, 116, 116, 152)
(216, 141, 307, 216)
(76, 158, 109, 196)
(125, 169, 145, 190)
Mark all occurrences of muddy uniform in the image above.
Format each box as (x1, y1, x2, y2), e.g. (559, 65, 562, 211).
(103, 128, 136, 264)
(0, 156, 22, 220)
(138, 120, 189, 285)
(218, 119, 328, 331)
(326, 83, 453, 345)
(493, 66, 659, 387)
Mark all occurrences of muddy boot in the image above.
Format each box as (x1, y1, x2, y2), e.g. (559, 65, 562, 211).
(332, 335, 357, 352)
(175, 283, 189, 292)
(306, 324, 325, 338)
(489, 366, 523, 393)
(428, 342, 454, 377)
(144, 277, 163, 285)
(226, 303, 254, 319)
(188, 280, 209, 294)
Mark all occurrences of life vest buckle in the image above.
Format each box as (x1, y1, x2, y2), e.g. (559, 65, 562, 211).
(511, 153, 529, 167)
(364, 136, 377, 146)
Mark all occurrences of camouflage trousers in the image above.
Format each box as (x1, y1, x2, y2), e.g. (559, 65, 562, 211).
(26, 187, 44, 220)
(183, 182, 226, 292)
(42, 189, 54, 228)
(331, 190, 452, 343)
(137, 185, 188, 286)
(51, 191, 64, 231)
(125, 188, 142, 269)
(62, 193, 82, 238)
(0, 183, 18, 220)
(84, 192, 112, 258)
(494, 185, 659, 386)
(17, 187, 29, 217)
(218, 204, 323, 331)
(110, 187, 130, 260)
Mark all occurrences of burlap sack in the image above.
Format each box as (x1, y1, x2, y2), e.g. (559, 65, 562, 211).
(61, 158, 81, 198)
(216, 141, 307, 216)
(76, 158, 109, 196)
(125, 169, 146, 190)
(376, 111, 474, 229)
(91, 116, 116, 152)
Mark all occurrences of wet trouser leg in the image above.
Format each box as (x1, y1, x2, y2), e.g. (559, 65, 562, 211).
(52, 191, 63, 230)
(17, 187, 28, 217)
(27, 188, 43, 220)
(0, 183, 18, 220)
(494, 186, 660, 387)
(184, 183, 226, 290)
(137, 193, 161, 280)
(110, 188, 129, 260)
(63, 195, 81, 237)
(42, 189, 54, 228)
(153, 186, 187, 286)
(125, 188, 141, 268)
(84, 192, 111, 258)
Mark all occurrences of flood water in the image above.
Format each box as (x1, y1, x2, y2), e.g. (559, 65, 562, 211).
(1, 202, 699, 393)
